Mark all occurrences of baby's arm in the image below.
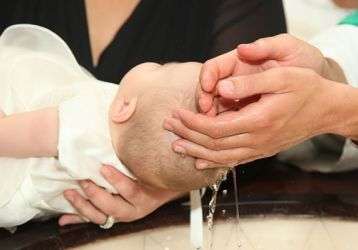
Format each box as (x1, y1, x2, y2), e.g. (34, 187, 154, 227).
(0, 107, 59, 158)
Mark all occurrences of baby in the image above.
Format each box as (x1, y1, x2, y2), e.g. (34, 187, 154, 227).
(0, 25, 227, 228)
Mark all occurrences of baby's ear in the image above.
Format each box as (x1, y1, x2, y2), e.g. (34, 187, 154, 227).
(111, 97, 137, 123)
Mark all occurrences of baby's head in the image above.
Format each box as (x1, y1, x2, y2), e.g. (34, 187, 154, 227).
(109, 62, 228, 191)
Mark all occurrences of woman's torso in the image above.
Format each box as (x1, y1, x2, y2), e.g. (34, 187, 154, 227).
(0, 0, 287, 83)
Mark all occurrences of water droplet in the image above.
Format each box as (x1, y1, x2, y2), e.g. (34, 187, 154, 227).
(222, 209, 226, 215)
(222, 189, 228, 196)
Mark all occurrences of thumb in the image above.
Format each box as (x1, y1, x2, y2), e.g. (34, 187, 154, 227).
(237, 34, 295, 62)
(217, 69, 287, 100)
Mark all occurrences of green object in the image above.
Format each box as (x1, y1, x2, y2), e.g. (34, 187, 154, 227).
(340, 10, 358, 26)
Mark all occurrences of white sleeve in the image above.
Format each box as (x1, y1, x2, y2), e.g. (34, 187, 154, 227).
(57, 91, 134, 193)
(57, 94, 117, 192)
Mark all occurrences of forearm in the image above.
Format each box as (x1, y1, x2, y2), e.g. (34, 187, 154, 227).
(0, 107, 59, 158)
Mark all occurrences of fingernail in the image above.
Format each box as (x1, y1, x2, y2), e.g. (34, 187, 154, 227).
(201, 72, 212, 92)
(199, 98, 210, 113)
(59, 219, 67, 226)
(80, 180, 89, 190)
(64, 193, 74, 203)
(173, 145, 186, 154)
(218, 80, 235, 95)
(163, 119, 173, 131)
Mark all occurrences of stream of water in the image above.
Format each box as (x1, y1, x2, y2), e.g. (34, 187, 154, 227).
(232, 169, 241, 248)
(206, 169, 241, 249)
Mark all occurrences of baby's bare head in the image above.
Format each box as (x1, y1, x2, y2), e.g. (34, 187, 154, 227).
(116, 62, 228, 191)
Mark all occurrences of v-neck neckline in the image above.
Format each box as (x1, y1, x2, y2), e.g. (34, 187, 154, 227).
(81, 0, 146, 72)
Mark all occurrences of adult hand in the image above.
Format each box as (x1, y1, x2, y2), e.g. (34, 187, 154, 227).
(165, 67, 346, 168)
(198, 34, 342, 115)
(59, 165, 182, 225)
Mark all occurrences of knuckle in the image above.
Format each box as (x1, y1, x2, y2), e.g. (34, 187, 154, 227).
(206, 139, 219, 150)
(209, 138, 227, 150)
(206, 126, 221, 139)
(278, 33, 292, 41)
(274, 67, 291, 81)
(181, 127, 192, 139)
(239, 78, 255, 94)
(72, 195, 82, 207)
(84, 185, 96, 198)
(205, 58, 217, 68)
(254, 38, 266, 46)
(125, 186, 140, 201)
(209, 130, 219, 139)
(202, 59, 216, 75)
(192, 116, 204, 129)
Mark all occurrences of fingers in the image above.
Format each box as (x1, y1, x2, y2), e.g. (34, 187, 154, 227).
(164, 117, 212, 144)
(59, 214, 86, 226)
(195, 158, 238, 170)
(217, 68, 290, 100)
(63, 189, 107, 225)
(172, 139, 255, 165)
(200, 49, 238, 92)
(78, 178, 135, 221)
(199, 50, 238, 113)
(237, 34, 298, 61)
(173, 108, 254, 138)
(101, 165, 143, 204)
(165, 116, 252, 150)
(197, 85, 215, 114)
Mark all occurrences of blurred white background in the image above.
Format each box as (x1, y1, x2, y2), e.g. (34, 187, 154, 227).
(283, 0, 353, 40)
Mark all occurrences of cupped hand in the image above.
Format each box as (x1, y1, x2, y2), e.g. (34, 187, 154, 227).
(59, 165, 183, 226)
(198, 34, 327, 114)
(165, 67, 342, 168)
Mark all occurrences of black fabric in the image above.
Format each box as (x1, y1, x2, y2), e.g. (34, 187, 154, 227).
(0, 0, 287, 83)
